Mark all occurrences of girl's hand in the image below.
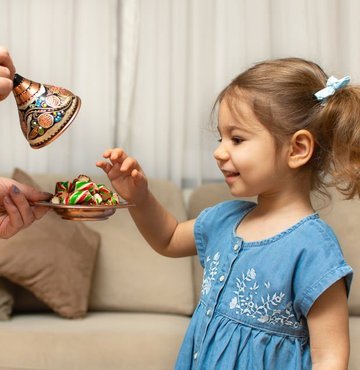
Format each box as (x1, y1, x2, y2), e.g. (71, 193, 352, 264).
(0, 178, 52, 239)
(97, 148, 197, 258)
(96, 148, 149, 204)
(0, 47, 16, 101)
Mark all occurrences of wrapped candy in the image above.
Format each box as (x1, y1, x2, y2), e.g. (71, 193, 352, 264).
(60, 195, 70, 205)
(51, 175, 121, 206)
(93, 193, 103, 205)
(51, 196, 60, 205)
(105, 193, 120, 205)
(74, 174, 90, 182)
(55, 181, 73, 194)
(74, 181, 98, 194)
(97, 184, 112, 201)
(69, 190, 94, 205)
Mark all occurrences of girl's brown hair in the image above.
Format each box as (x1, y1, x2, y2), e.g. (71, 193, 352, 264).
(216, 57, 360, 199)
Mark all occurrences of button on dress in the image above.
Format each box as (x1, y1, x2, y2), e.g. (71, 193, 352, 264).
(175, 201, 353, 370)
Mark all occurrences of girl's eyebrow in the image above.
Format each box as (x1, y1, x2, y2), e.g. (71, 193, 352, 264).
(230, 123, 252, 132)
(219, 123, 253, 134)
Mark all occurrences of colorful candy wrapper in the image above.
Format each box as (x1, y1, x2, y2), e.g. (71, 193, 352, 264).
(52, 175, 121, 206)
(74, 174, 91, 182)
(51, 196, 60, 204)
(61, 195, 70, 205)
(105, 193, 120, 205)
(93, 193, 103, 205)
(69, 190, 94, 205)
(74, 181, 98, 194)
(98, 184, 112, 201)
(55, 181, 73, 194)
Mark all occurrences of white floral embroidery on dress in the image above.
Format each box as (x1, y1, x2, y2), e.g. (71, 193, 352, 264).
(229, 268, 302, 328)
(201, 252, 220, 295)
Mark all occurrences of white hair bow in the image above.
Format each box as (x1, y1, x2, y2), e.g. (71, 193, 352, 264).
(314, 75, 351, 102)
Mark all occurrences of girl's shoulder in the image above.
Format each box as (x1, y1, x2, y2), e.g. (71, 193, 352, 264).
(295, 214, 342, 250)
(197, 199, 256, 223)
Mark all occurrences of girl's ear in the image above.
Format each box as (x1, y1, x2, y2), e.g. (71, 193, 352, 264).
(287, 129, 315, 169)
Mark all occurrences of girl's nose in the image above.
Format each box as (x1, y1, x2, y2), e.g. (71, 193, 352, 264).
(213, 143, 229, 162)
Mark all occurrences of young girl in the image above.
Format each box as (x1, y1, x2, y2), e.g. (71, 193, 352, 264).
(96, 57, 357, 370)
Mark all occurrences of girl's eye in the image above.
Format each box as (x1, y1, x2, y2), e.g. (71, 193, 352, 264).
(217, 138, 222, 143)
(232, 137, 244, 144)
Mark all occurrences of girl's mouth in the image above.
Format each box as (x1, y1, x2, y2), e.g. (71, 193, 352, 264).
(222, 170, 240, 183)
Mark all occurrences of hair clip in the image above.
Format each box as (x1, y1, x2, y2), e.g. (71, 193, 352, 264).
(314, 75, 351, 102)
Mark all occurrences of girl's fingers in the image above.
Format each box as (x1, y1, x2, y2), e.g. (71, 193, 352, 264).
(101, 149, 113, 159)
(120, 157, 139, 173)
(110, 150, 128, 167)
(102, 148, 124, 159)
(98, 149, 140, 177)
(131, 169, 145, 184)
(96, 160, 112, 174)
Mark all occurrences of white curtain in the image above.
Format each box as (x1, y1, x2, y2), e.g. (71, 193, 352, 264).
(128, 0, 360, 187)
(1, 0, 360, 187)
(0, 0, 118, 175)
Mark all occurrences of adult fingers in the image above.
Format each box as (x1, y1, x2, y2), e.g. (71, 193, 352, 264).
(0, 76, 13, 101)
(0, 47, 16, 78)
(0, 48, 16, 100)
(0, 65, 12, 79)
(12, 182, 52, 202)
(32, 205, 50, 220)
(8, 185, 35, 227)
(2, 196, 24, 237)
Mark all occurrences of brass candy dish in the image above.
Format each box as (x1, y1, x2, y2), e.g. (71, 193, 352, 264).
(34, 201, 135, 221)
(12, 74, 81, 149)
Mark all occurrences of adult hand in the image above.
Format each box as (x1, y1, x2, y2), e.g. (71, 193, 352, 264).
(0, 178, 52, 239)
(0, 46, 16, 101)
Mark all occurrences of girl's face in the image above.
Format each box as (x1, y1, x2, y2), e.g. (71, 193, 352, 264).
(214, 97, 289, 198)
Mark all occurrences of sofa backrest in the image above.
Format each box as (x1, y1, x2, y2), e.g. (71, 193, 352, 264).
(187, 182, 360, 316)
(312, 188, 360, 316)
(10, 173, 196, 317)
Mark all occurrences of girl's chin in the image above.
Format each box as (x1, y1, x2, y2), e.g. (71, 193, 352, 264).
(226, 183, 256, 198)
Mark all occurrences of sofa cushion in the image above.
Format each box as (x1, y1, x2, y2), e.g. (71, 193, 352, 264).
(0, 169, 100, 318)
(29, 173, 196, 316)
(0, 312, 189, 370)
(313, 188, 360, 315)
(349, 316, 360, 370)
(0, 279, 13, 320)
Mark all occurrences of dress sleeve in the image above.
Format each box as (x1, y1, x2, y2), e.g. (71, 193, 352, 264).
(194, 207, 211, 267)
(293, 219, 353, 317)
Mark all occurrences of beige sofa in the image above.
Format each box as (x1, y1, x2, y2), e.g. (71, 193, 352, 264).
(0, 173, 358, 370)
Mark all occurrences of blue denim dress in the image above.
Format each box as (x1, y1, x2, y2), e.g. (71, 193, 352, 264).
(175, 200, 353, 370)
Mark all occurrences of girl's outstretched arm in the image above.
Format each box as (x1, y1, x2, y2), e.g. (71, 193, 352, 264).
(307, 279, 350, 370)
(96, 148, 197, 258)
